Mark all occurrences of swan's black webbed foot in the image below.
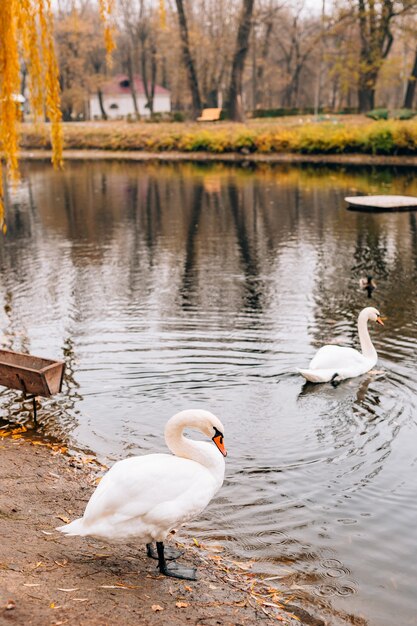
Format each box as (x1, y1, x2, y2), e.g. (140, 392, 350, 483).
(330, 373, 341, 387)
(156, 541, 197, 580)
(159, 560, 197, 580)
(146, 542, 183, 561)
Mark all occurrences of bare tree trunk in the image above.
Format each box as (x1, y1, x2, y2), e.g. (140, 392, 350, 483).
(140, 39, 150, 112)
(357, 0, 394, 112)
(97, 88, 108, 120)
(174, 0, 202, 117)
(127, 51, 140, 119)
(358, 72, 377, 111)
(403, 45, 417, 109)
(141, 39, 157, 115)
(226, 0, 255, 121)
(256, 16, 274, 107)
(251, 25, 257, 109)
(150, 41, 157, 114)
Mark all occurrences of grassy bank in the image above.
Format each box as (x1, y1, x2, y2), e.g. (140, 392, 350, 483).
(20, 118, 417, 156)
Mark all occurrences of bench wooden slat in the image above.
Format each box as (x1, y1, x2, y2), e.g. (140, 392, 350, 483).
(197, 108, 222, 122)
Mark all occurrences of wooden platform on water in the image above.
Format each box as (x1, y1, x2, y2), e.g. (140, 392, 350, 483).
(345, 195, 417, 212)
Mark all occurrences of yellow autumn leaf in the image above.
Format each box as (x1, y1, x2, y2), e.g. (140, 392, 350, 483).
(175, 601, 189, 608)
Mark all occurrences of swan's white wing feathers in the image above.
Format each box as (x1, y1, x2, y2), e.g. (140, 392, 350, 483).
(62, 454, 218, 540)
(309, 345, 368, 370)
(84, 454, 213, 522)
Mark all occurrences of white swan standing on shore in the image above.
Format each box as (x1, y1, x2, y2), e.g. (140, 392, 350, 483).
(298, 307, 384, 384)
(57, 409, 227, 580)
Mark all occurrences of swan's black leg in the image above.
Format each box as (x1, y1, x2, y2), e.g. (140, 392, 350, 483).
(330, 373, 340, 387)
(156, 541, 197, 580)
(146, 542, 183, 561)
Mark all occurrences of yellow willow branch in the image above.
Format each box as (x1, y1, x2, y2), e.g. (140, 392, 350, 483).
(19, 0, 46, 122)
(159, 0, 167, 29)
(0, 0, 20, 178)
(38, 0, 63, 169)
(99, 0, 116, 67)
(0, 0, 114, 230)
(0, 0, 20, 229)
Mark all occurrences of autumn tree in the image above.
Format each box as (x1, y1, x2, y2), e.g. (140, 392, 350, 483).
(118, 0, 165, 117)
(55, 6, 108, 120)
(403, 20, 417, 107)
(174, 0, 202, 117)
(252, 0, 283, 109)
(355, 0, 416, 111)
(404, 45, 417, 107)
(226, 0, 256, 120)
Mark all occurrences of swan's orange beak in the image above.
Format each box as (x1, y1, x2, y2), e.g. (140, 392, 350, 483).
(376, 316, 384, 326)
(212, 432, 227, 457)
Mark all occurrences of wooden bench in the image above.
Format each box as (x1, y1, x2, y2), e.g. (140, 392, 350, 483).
(197, 108, 222, 122)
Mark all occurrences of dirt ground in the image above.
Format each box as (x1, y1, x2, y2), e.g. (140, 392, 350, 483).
(0, 435, 314, 626)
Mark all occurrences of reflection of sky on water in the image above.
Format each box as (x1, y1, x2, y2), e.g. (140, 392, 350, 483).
(1, 161, 417, 626)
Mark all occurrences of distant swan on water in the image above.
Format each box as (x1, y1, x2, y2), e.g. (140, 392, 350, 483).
(359, 275, 377, 297)
(297, 307, 384, 384)
(57, 409, 227, 580)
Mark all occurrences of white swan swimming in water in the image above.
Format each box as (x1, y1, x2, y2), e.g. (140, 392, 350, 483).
(57, 409, 227, 580)
(297, 307, 384, 384)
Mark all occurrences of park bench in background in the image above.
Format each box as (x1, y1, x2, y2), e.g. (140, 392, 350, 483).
(197, 108, 222, 122)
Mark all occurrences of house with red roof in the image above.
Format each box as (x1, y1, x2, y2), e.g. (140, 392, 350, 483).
(89, 74, 171, 119)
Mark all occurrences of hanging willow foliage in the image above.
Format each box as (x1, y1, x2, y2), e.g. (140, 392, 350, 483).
(159, 0, 167, 30)
(98, 0, 116, 67)
(0, 0, 114, 233)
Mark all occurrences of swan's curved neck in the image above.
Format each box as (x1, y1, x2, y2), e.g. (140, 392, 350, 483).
(358, 313, 377, 361)
(164, 415, 224, 478)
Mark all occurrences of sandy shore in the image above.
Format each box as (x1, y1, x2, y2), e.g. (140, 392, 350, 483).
(18, 148, 417, 167)
(1, 431, 327, 626)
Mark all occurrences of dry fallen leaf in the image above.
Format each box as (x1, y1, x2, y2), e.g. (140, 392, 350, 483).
(23, 583, 41, 587)
(5, 600, 16, 610)
(175, 601, 189, 608)
(57, 588, 79, 592)
(93, 553, 111, 558)
(234, 560, 254, 570)
(73, 598, 89, 602)
(151, 604, 164, 612)
(56, 515, 70, 524)
(34, 562, 44, 569)
(184, 585, 193, 592)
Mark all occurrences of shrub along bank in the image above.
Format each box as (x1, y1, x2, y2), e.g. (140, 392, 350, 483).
(20, 120, 417, 156)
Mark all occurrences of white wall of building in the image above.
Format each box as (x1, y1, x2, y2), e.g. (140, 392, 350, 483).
(89, 93, 171, 119)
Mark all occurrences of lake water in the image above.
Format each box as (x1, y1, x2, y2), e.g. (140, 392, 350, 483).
(1, 160, 417, 625)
